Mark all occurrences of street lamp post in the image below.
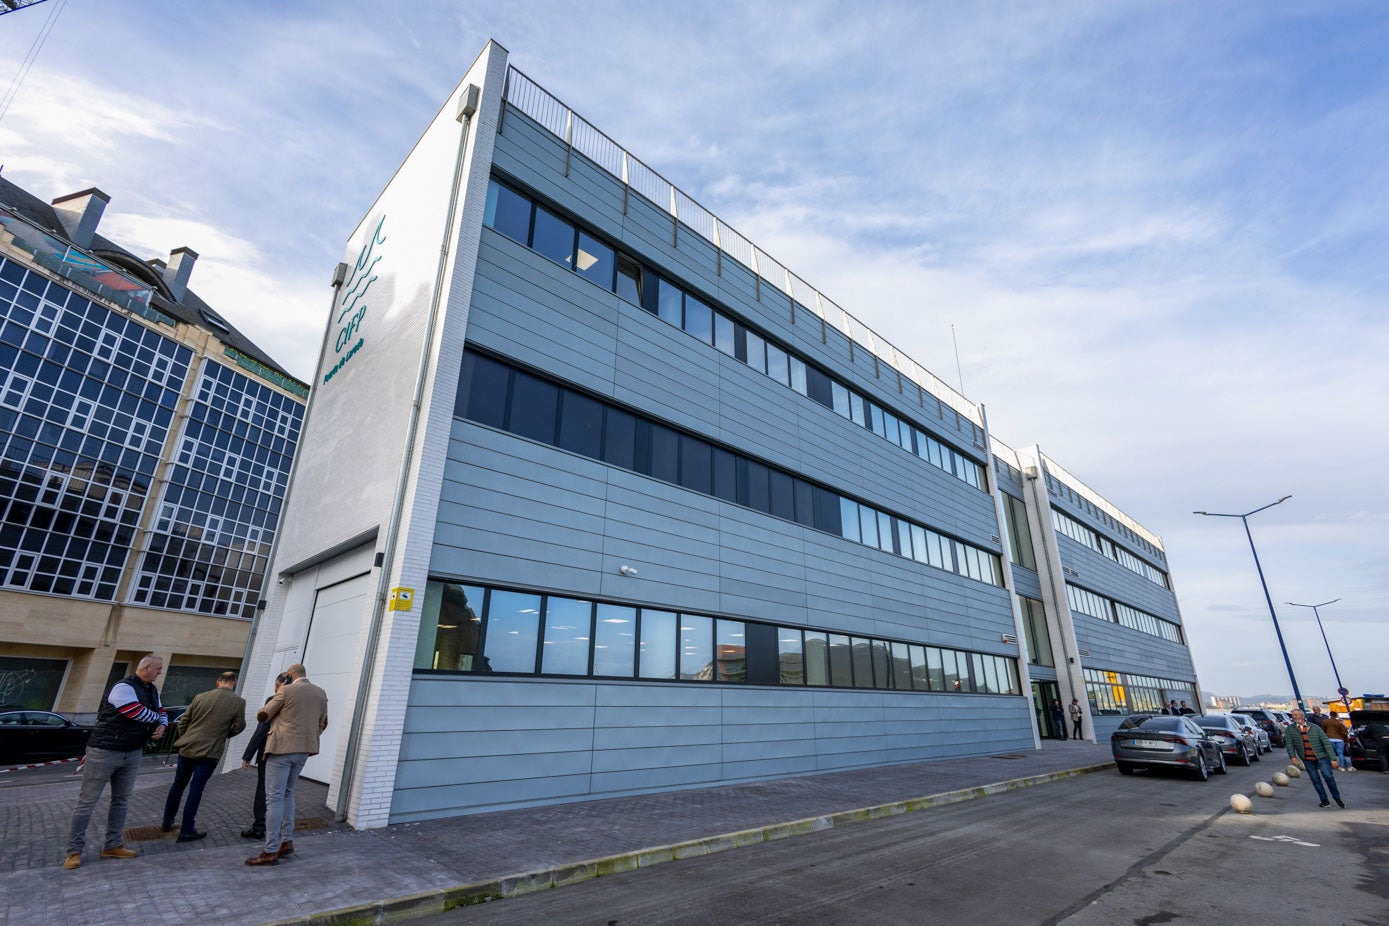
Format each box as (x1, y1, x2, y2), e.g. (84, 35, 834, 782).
(1287, 598, 1348, 712)
(1194, 496, 1305, 711)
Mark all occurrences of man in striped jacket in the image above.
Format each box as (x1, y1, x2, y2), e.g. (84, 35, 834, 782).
(63, 654, 168, 869)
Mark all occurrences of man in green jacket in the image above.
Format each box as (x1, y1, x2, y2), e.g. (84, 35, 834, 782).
(161, 672, 246, 840)
(1285, 708, 1345, 809)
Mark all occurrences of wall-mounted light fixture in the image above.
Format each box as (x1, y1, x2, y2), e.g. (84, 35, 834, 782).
(619, 564, 638, 577)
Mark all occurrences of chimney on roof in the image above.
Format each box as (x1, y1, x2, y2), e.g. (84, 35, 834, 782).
(50, 188, 110, 250)
(162, 247, 198, 302)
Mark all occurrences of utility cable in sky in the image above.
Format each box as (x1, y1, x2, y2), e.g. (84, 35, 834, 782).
(0, 0, 67, 127)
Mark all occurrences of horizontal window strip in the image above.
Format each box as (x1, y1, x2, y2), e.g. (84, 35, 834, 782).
(1084, 667, 1197, 716)
(1065, 582, 1183, 644)
(414, 579, 1022, 695)
(1051, 508, 1169, 589)
(482, 176, 986, 492)
(456, 347, 1003, 587)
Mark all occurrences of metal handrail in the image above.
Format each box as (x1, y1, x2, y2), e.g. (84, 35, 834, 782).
(502, 66, 982, 427)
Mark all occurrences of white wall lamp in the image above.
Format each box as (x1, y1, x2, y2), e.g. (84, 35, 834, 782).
(618, 564, 638, 577)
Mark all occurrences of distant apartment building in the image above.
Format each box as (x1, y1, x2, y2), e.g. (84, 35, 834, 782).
(0, 175, 306, 713)
(240, 42, 1201, 828)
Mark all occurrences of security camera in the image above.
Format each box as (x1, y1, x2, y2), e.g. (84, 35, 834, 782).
(619, 565, 638, 577)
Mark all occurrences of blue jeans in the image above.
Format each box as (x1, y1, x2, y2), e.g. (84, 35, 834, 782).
(67, 745, 142, 855)
(1327, 739, 1347, 767)
(1302, 757, 1342, 805)
(263, 752, 309, 854)
(162, 755, 217, 835)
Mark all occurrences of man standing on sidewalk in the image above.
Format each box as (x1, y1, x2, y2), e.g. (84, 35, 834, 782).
(1286, 708, 1345, 809)
(161, 671, 246, 842)
(64, 654, 168, 869)
(239, 672, 290, 840)
(246, 664, 327, 867)
(1068, 698, 1084, 740)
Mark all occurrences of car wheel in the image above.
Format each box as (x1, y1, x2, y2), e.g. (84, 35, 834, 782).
(1192, 754, 1208, 782)
(1252, 746, 1262, 762)
(1216, 751, 1228, 775)
(1116, 762, 1135, 776)
(1238, 745, 1252, 767)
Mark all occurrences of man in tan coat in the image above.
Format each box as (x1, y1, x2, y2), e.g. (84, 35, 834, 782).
(161, 671, 245, 841)
(246, 664, 327, 866)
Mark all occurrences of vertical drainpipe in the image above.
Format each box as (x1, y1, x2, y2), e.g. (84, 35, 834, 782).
(334, 85, 481, 824)
(978, 405, 1042, 750)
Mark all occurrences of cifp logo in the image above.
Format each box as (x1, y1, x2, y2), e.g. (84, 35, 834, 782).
(324, 215, 385, 384)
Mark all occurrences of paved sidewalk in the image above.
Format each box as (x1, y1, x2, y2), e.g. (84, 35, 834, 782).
(2, 740, 1111, 925)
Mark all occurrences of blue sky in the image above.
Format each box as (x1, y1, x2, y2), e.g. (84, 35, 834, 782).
(2, 1, 1386, 700)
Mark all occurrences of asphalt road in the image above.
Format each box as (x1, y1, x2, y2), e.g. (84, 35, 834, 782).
(0, 753, 175, 789)
(415, 760, 1389, 926)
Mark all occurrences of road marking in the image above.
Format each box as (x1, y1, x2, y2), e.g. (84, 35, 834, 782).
(1250, 835, 1320, 847)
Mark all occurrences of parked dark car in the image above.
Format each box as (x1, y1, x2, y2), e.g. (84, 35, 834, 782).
(1229, 713, 1272, 753)
(1348, 710, 1389, 771)
(1192, 714, 1261, 765)
(1236, 708, 1285, 747)
(1112, 715, 1227, 780)
(0, 710, 92, 765)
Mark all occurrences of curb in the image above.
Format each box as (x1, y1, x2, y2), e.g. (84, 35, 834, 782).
(270, 761, 1115, 926)
(0, 756, 82, 775)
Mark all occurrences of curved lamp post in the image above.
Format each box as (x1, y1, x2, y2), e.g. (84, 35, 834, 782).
(1194, 496, 1305, 711)
(1287, 598, 1348, 712)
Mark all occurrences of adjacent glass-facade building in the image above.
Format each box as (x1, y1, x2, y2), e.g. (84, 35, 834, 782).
(240, 43, 1200, 829)
(0, 177, 305, 714)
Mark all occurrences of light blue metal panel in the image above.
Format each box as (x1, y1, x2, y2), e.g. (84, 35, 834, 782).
(395, 751, 593, 790)
(721, 755, 821, 780)
(403, 704, 596, 733)
(590, 763, 724, 794)
(399, 727, 594, 761)
(591, 724, 722, 750)
(721, 737, 819, 762)
(391, 773, 594, 821)
(719, 721, 819, 744)
(591, 743, 725, 774)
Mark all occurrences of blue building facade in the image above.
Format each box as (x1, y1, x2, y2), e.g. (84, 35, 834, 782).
(241, 44, 1198, 828)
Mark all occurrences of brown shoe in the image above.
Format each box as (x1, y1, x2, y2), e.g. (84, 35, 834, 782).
(245, 851, 279, 866)
(276, 840, 293, 858)
(99, 846, 138, 860)
(63, 853, 81, 869)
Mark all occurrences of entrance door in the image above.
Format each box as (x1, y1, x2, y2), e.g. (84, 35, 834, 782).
(299, 573, 371, 784)
(1032, 680, 1062, 740)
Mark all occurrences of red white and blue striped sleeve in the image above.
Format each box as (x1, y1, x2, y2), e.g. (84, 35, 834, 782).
(106, 682, 168, 726)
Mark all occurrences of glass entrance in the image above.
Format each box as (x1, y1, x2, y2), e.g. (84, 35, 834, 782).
(1032, 680, 1063, 740)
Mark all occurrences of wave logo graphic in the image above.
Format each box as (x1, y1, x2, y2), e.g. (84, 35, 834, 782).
(325, 215, 385, 384)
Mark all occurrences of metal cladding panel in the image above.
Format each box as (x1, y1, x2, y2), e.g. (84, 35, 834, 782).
(1054, 534, 1180, 622)
(390, 676, 1032, 822)
(1072, 614, 1198, 679)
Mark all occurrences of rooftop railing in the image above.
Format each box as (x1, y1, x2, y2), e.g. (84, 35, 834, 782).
(502, 66, 981, 427)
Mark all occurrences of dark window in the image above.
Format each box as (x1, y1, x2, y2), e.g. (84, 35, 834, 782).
(650, 423, 679, 483)
(767, 470, 794, 521)
(765, 343, 789, 386)
(531, 206, 576, 266)
(828, 634, 852, 687)
(483, 181, 531, 244)
(711, 447, 737, 503)
(805, 631, 829, 685)
(656, 277, 682, 327)
(679, 435, 712, 494)
(603, 407, 636, 470)
(557, 390, 603, 458)
(806, 365, 834, 406)
(616, 255, 643, 305)
(683, 296, 713, 344)
(713, 313, 735, 356)
(792, 479, 815, 527)
(813, 487, 842, 535)
(540, 597, 592, 675)
(458, 352, 509, 427)
(481, 590, 542, 673)
(576, 232, 615, 289)
(507, 371, 559, 444)
(745, 460, 770, 513)
(851, 637, 875, 688)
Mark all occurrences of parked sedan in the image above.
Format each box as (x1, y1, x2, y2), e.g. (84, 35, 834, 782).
(0, 710, 92, 765)
(1192, 714, 1260, 766)
(1236, 708, 1285, 747)
(1112, 715, 1227, 780)
(1229, 713, 1272, 753)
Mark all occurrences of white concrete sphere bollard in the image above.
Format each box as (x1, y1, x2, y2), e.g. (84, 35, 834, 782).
(1272, 772, 1290, 786)
(1230, 794, 1253, 814)
(1255, 781, 1275, 798)
(1286, 765, 1301, 778)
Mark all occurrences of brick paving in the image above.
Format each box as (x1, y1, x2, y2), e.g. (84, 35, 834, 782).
(2, 740, 1110, 925)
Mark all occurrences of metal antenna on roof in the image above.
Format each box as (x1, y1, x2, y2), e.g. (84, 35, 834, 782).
(950, 323, 966, 395)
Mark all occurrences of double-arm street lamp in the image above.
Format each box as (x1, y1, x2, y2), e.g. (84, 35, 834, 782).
(1287, 598, 1348, 712)
(1194, 495, 1305, 711)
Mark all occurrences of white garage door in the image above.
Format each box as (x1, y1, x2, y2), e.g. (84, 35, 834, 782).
(299, 572, 371, 784)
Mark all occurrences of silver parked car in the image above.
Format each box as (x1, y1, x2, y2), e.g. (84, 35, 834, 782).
(1192, 714, 1261, 765)
(1112, 715, 1227, 780)
(1229, 713, 1271, 753)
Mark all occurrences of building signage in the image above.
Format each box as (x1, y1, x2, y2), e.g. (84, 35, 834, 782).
(324, 214, 385, 384)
